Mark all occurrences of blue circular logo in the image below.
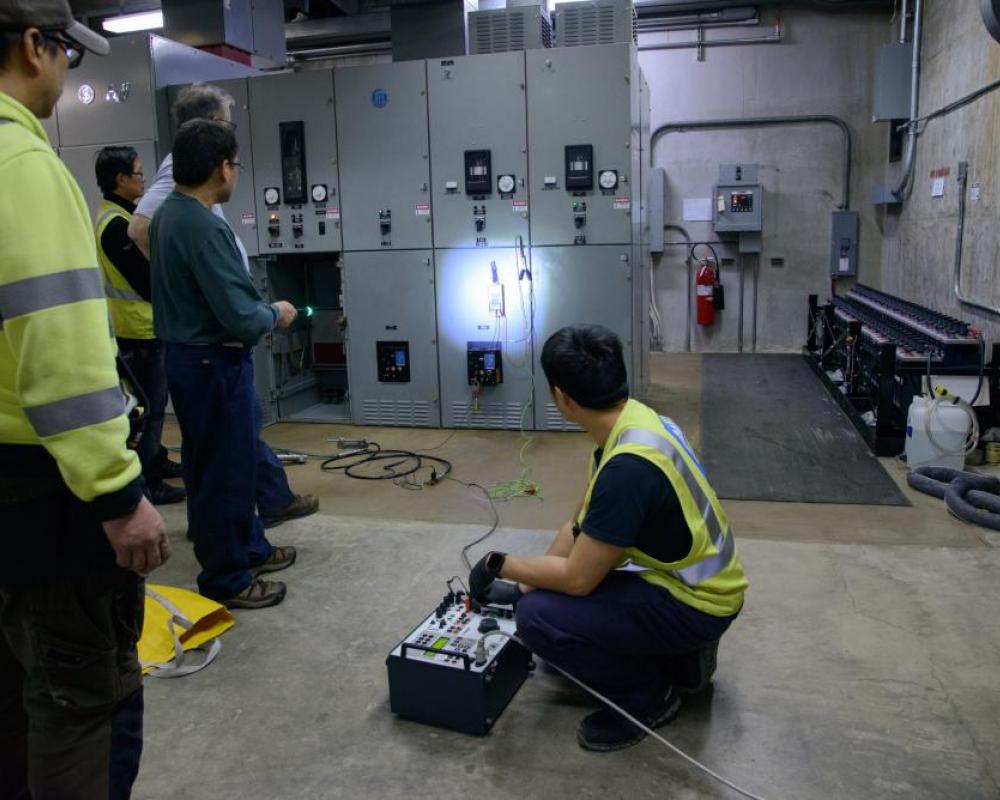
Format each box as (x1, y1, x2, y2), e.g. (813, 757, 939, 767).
(371, 88, 389, 109)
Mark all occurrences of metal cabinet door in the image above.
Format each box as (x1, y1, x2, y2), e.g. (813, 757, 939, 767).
(249, 70, 341, 255)
(343, 251, 441, 427)
(531, 245, 633, 430)
(427, 52, 529, 249)
(335, 61, 432, 252)
(526, 43, 635, 247)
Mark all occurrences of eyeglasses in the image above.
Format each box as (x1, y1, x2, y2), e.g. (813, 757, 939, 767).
(227, 160, 245, 172)
(41, 32, 84, 69)
(212, 117, 238, 131)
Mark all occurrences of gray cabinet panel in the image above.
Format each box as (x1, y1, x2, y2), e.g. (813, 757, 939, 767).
(249, 71, 341, 255)
(531, 246, 633, 430)
(427, 52, 530, 249)
(526, 44, 635, 246)
(335, 61, 432, 251)
(435, 247, 535, 429)
(344, 251, 440, 427)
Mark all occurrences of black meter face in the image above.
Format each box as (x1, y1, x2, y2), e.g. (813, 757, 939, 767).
(564, 144, 594, 191)
(464, 150, 492, 196)
(279, 121, 307, 205)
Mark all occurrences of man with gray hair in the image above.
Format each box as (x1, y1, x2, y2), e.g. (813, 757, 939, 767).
(129, 83, 319, 531)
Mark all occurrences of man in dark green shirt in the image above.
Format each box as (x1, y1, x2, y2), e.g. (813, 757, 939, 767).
(150, 119, 298, 609)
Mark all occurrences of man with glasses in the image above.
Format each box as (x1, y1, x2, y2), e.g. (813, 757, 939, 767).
(151, 119, 299, 609)
(130, 83, 320, 531)
(0, 1, 171, 797)
(95, 145, 186, 506)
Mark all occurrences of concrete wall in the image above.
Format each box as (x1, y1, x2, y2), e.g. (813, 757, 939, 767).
(880, 0, 1000, 344)
(641, 7, 889, 352)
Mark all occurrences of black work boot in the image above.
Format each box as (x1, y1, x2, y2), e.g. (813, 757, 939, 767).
(577, 687, 681, 752)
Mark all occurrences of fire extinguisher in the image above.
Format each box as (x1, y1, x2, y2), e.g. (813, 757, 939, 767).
(696, 259, 717, 326)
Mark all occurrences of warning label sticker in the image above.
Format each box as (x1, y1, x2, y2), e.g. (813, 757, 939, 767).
(613, 197, 630, 210)
(415, 203, 431, 216)
(512, 199, 528, 213)
(240, 211, 255, 226)
(326, 207, 340, 220)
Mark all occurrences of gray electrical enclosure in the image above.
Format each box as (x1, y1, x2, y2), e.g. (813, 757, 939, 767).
(648, 167, 666, 254)
(468, 5, 552, 54)
(526, 44, 637, 247)
(427, 51, 529, 249)
(554, 0, 637, 47)
(873, 43, 913, 122)
(713, 163, 763, 235)
(830, 210, 859, 278)
(436, 248, 535, 429)
(250, 71, 341, 254)
(531, 246, 634, 430)
(344, 251, 441, 427)
(336, 62, 433, 251)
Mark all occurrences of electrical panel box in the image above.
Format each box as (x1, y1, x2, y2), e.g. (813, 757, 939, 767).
(830, 210, 860, 278)
(526, 44, 638, 246)
(427, 52, 529, 249)
(435, 248, 535, 429)
(249, 70, 341, 253)
(713, 164, 763, 234)
(336, 61, 432, 251)
(873, 43, 914, 122)
(531, 246, 633, 431)
(344, 251, 440, 427)
(377, 341, 411, 382)
(648, 167, 666, 254)
(468, 343, 503, 386)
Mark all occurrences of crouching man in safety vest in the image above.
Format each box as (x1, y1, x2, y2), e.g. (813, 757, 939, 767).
(468, 324, 748, 752)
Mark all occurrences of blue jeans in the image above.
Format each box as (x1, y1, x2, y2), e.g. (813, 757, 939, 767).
(253, 395, 294, 521)
(516, 571, 735, 714)
(165, 344, 273, 600)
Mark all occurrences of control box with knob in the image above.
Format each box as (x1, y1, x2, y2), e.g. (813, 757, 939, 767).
(386, 590, 533, 735)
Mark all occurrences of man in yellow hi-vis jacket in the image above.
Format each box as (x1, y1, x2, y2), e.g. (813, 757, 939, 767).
(469, 324, 748, 752)
(0, 2, 170, 796)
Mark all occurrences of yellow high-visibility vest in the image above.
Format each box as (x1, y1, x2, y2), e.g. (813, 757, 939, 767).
(95, 198, 153, 340)
(578, 399, 748, 617)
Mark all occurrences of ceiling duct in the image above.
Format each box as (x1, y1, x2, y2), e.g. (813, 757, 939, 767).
(161, 0, 286, 68)
(634, 0, 891, 12)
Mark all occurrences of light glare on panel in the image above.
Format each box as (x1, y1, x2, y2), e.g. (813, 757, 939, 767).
(102, 10, 164, 34)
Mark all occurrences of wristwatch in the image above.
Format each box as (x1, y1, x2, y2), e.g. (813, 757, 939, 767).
(485, 551, 507, 575)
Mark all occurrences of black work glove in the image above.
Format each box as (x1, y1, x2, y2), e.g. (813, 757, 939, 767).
(469, 551, 507, 601)
(483, 580, 523, 608)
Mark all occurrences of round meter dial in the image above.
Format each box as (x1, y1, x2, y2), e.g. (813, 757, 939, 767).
(311, 184, 328, 203)
(263, 187, 280, 206)
(497, 174, 516, 194)
(598, 170, 618, 191)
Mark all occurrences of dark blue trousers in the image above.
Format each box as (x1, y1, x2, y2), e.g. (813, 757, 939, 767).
(118, 338, 168, 480)
(253, 394, 294, 521)
(165, 344, 273, 600)
(516, 571, 734, 714)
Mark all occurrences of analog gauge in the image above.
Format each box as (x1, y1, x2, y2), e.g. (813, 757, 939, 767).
(598, 170, 618, 191)
(311, 184, 328, 203)
(497, 174, 516, 194)
(263, 187, 280, 206)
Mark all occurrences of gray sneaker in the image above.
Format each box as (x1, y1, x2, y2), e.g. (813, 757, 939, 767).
(224, 579, 287, 609)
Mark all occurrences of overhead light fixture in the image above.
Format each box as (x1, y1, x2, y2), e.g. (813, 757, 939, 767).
(102, 10, 164, 34)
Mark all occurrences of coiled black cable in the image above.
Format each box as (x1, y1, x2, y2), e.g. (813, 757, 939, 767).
(319, 441, 453, 483)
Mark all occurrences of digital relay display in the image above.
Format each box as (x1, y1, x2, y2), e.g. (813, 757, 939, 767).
(730, 192, 754, 213)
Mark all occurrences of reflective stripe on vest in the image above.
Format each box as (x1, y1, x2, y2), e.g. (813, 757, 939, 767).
(95, 200, 153, 338)
(95, 209, 144, 302)
(617, 421, 735, 587)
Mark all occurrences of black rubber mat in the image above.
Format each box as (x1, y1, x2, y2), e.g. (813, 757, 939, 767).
(699, 354, 910, 505)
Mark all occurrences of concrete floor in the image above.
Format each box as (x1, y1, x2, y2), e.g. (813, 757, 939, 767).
(136, 354, 1000, 799)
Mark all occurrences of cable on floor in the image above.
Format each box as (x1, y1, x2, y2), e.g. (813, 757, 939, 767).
(320, 441, 453, 484)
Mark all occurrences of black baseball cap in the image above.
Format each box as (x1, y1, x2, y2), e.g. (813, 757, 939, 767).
(0, 0, 110, 56)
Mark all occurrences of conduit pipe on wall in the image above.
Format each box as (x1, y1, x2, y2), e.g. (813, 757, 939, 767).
(891, 0, 922, 200)
(638, 24, 783, 51)
(650, 115, 853, 209)
(953, 161, 1000, 318)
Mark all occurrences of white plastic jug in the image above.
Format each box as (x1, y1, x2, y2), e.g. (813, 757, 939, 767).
(905, 395, 972, 470)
